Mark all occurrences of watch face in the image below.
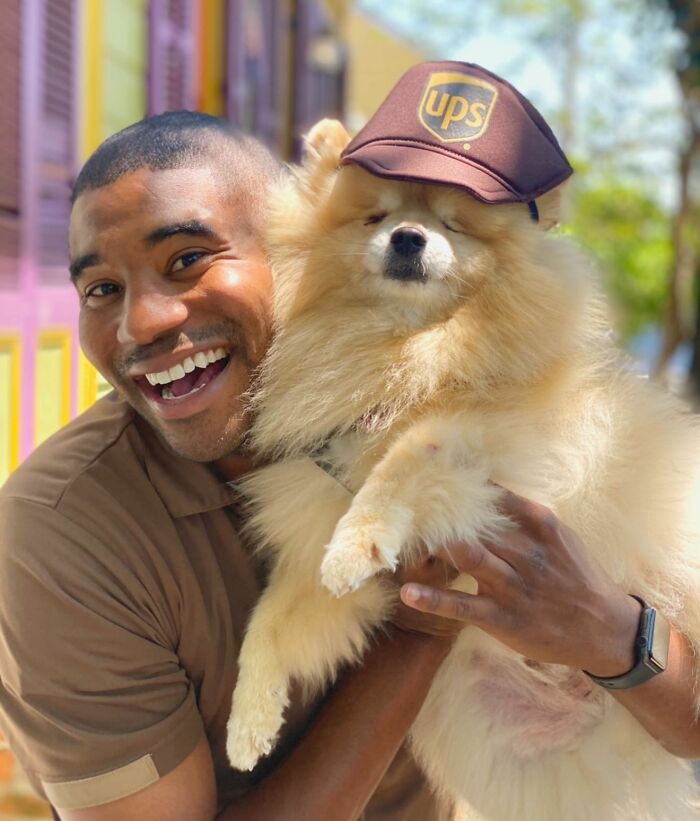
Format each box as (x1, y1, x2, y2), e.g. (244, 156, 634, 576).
(648, 610, 670, 672)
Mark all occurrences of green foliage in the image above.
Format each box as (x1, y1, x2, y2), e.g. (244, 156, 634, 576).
(566, 182, 673, 338)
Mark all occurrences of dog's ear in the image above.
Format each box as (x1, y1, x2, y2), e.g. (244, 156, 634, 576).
(302, 119, 350, 171)
(534, 181, 570, 230)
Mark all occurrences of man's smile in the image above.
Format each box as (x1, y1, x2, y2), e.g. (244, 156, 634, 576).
(142, 346, 229, 387)
(129, 344, 239, 421)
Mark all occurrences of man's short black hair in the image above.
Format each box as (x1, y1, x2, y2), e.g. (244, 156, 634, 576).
(72, 111, 283, 231)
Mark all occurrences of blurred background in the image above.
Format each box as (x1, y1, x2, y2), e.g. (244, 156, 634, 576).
(0, 0, 699, 815)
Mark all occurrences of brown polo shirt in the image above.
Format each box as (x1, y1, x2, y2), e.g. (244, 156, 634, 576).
(0, 394, 443, 818)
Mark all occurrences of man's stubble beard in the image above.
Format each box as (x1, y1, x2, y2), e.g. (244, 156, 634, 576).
(110, 352, 255, 463)
(132, 388, 252, 463)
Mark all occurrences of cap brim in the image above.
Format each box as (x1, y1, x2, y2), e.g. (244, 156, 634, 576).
(341, 140, 539, 205)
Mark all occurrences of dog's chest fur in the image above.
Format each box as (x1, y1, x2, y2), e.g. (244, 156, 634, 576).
(307, 422, 611, 758)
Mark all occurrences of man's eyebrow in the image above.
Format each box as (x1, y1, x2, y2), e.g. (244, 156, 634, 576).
(69, 253, 101, 281)
(144, 220, 220, 247)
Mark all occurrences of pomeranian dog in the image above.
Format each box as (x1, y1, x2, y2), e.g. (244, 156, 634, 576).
(225, 111, 700, 820)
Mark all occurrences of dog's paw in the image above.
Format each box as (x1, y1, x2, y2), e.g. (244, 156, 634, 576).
(226, 686, 288, 771)
(226, 716, 281, 772)
(321, 524, 399, 597)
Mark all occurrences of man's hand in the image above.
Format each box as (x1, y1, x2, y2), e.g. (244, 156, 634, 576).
(397, 490, 700, 758)
(389, 555, 462, 640)
(398, 490, 641, 677)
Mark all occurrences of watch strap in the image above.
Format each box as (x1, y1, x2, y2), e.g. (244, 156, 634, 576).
(584, 596, 669, 690)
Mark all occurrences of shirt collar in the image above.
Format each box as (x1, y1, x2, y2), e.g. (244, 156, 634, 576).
(135, 414, 240, 519)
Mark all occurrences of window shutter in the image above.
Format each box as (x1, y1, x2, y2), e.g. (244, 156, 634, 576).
(149, 0, 197, 114)
(38, 0, 76, 281)
(293, 0, 346, 158)
(0, 0, 22, 289)
(226, 0, 245, 127)
(258, 0, 282, 148)
(226, 0, 284, 151)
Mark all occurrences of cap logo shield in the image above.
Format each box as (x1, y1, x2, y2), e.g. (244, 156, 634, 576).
(419, 72, 498, 144)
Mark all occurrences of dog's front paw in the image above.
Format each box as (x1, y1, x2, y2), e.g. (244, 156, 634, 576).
(226, 684, 288, 771)
(321, 522, 400, 597)
(226, 721, 275, 772)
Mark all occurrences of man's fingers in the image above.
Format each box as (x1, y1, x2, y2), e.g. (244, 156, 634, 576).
(400, 583, 498, 625)
(486, 489, 573, 573)
(435, 541, 519, 589)
(496, 489, 560, 540)
(394, 553, 459, 588)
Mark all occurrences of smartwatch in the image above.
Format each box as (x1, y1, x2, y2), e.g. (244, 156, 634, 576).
(584, 595, 671, 690)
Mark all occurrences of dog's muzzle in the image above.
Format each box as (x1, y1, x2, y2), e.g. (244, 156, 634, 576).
(384, 226, 428, 282)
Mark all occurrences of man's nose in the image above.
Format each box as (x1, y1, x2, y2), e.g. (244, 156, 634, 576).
(116, 287, 189, 346)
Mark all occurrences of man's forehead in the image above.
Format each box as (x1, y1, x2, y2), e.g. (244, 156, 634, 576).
(75, 165, 224, 221)
(69, 165, 234, 250)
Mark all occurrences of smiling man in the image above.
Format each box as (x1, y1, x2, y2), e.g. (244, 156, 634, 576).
(0, 112, 460, 821)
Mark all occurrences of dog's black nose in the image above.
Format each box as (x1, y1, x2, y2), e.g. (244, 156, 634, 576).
(390, 227, 427, 257)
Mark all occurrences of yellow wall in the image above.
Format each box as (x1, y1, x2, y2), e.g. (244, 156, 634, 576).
(0, 336, 20, 484)
(34, 331, 71, 447)
(81, 0, 148, 158)
(345, 8, 425, 132)
(199, 0, 226, 115)
(102, 0, 148, 139)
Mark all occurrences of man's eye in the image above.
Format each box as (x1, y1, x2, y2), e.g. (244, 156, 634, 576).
(84, 282, 121, 299)
(364, 213, 387, 226)
(171, 251, 207, 272)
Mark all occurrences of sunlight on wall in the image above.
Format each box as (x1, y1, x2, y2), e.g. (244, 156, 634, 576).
(34, 331, 71, 447)
(0, 337, 20, 484)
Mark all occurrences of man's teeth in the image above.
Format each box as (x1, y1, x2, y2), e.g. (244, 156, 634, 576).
(145, 347, 228, 386)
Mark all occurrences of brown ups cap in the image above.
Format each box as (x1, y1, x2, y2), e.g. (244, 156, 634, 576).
(341, 61, 573, 208)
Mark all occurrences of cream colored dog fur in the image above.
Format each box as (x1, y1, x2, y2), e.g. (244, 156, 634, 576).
(226, 119, 700, 819)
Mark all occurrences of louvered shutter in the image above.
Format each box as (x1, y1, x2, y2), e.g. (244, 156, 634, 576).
(293, 0, 345, 158)
(38, 0, 76, 281)
(226, 0, 284, 150)
(149, 0, 197, 113)
(226, 1, 248, 129)
(258, 0, 282, 148)
(0, 0, 22, 289)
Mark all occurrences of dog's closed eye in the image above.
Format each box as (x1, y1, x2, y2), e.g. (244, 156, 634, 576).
(364, 213, 388, 226)
(440, 219, 463, 234)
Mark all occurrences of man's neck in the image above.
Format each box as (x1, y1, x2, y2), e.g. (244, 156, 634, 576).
(211, 451, 260, 482)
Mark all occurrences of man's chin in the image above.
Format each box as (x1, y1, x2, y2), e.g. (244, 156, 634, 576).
(127, 392, 248, 463)
(150, 415, 248, 463)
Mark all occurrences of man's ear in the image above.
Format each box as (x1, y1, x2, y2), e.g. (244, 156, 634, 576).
(534, 180, 570, 231)
(302, 119, 351, 172)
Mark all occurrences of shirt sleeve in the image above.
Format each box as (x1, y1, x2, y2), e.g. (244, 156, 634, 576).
(0, 497, 205, 810)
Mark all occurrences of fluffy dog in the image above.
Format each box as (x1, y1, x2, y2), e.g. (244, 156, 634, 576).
(226, 118, 700, 819)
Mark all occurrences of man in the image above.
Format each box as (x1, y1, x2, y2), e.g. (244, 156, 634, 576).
(0, 111, 698, 821)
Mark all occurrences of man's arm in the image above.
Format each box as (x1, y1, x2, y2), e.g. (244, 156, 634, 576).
(57, 629, 451, 821)
(221, 628, 450, 820)
(601, 619, 700, 758)
(400, 491, 700, 759)
(56, 738, 217, 821)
